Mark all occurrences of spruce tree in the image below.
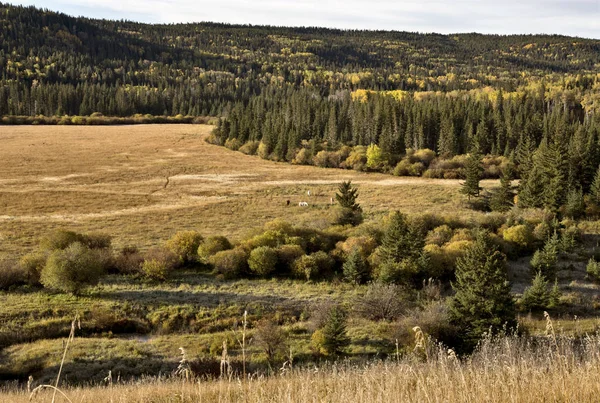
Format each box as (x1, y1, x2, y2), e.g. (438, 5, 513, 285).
(335, 181, 363, 226)
(460, 150, 483, 200)
(377, 211, 427, 284)
(343, 247, 369, 284)
(520, 271, 551, 312)
(449, 231, 516, 352)
(320, 306, 350, 356)
(490, 166, 514, 212)
(590, 165, 600, 205)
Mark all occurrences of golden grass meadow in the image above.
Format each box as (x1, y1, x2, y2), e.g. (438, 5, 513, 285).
(1, 124, 600, 402)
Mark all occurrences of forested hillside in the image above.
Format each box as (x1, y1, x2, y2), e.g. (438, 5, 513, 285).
(1, 2, 599, 117)
(2, 3, 600, 214)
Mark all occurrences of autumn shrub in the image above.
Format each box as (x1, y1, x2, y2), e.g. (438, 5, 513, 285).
(354, 283, 412, 321)
(209, 248, 249, 279)
(19, 250, 48, 285)
(248, 246, 279, 277)
(239, 141, 260, 155)
(342, 146, 367, 170)
(502, 225, 534, 251)
(426, 225, 454, 246)
(293, 251, 335, 281)
(392, 301, 458, 348)
(41, 242, 106, 293)
(224, 137, 243, 151)
(0, 258, 25, 290)
(165, 230, 204, 265)
(292, 147, 311, 165)
(197, 236, 232, 263)
(275, 244, 305, 273)
(113, 246, 144, 274)
(141, 247, 178, 281)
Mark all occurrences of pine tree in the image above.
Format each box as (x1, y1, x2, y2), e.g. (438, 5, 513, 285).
(449, 231, 516, 352)
(530, 232, 560, 278)
(377, 211, 427, 284)
(343, 247, 369, 284)
(590, 165, 600, 205)
(460, 151, 483, 200)
(520, 271, 551, 312)
(490, 166, 514, 212)
(335, 181, 363, 226)
(336, 181, 361, 211)
(319, 306, 350, 356)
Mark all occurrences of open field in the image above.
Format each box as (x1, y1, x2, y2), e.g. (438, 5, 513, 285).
(0, 124, 496, 256)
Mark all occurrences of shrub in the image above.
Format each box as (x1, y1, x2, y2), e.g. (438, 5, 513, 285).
(40, 230, 82, 251)
(113, 246, 144, 275)
(449, 228, 474, 243)
(41, 242, 106, 294)
(392, 301, 457, 347)
(354, 283, 411, 321)
(275, 244, 304, 273)
(292, 251, 335, 281)
(425, 225, 453, 246)
(165, 231, 204, 265)
(239, 141, 260, 155)
(343, 146, 367, 170)
(292, 148, 312, 165)
(19, 250, 48, 285)
(559, 226, 580, 253)
(224, 137, 243, 151)
(141, 247, 178, 281)
(248, 246, 279, 277)
(502, 225, 534, 250)
(257, 142, 270, 159)
(197, 236, 232, 263)
(366, 144, 384, 169)
(254, 319, 288, 364)
(0, 258, 25, 290)
(209, 248, 249, 279)
(335, 236, 378, 258)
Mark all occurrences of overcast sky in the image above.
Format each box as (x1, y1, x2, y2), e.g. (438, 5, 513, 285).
(9, 0, 600, 39)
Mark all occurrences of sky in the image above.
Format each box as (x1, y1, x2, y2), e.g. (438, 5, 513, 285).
(9, 0, 600, 39)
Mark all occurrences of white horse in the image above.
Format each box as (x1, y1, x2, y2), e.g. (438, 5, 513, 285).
(299, 201, 309, 207)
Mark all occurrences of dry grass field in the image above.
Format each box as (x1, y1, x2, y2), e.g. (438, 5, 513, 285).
(0, 124, 495, 256)
(4, 334, 600, 403)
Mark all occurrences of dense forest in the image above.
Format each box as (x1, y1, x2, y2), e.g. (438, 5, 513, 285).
(1, 2, 599, 117)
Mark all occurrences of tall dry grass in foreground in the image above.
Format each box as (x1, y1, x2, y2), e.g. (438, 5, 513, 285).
(4, 332, 600, 403)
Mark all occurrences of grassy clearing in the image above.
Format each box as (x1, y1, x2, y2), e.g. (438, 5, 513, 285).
(0, 124, 494, 256)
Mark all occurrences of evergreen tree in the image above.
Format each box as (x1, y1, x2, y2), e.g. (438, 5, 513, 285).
(377, 211, 427, 284)
(460, 151, 483, 200)
(530, 232, 560, 278)
(490, 166, 514, 212)
(520, 271, 551, 312)
(449, 231, 516, 352)
(343, 247, 369, 284)
(590, 165, 600, 204)
(319, 306, 350, 356)
(335, 181, 363, 226)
